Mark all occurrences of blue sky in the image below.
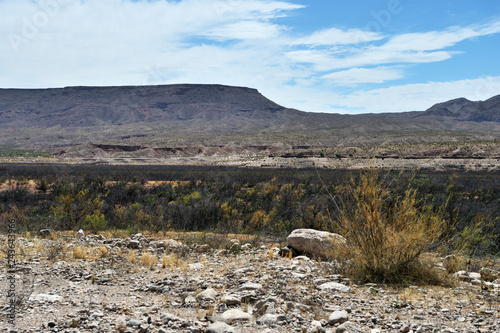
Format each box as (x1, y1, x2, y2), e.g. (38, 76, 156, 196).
(1, 0, 500, 114)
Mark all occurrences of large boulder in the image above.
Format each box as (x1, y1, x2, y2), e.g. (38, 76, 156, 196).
(287, 229, 346, 259)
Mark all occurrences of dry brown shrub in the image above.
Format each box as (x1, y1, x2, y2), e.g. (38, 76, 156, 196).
(333, 171, 445, 284)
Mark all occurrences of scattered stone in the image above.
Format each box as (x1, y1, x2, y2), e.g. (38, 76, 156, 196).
(220, 309, 252, 322)
(238, 282, 262, 291)
(206, 321, 238, 333)
(308, 320, 326, 333)
(400, 324, 411, 332)
(442, 328, 458, 333)
(257, 314, 287, 325)
(126, 318, 141, 327)
(287, 228, 346, 259)
(219, 303, 228, 313)
(188, 263, 204, 270)
(328, 310, 349, 325)
(127, 239, 141, 249)
(222, 294, 242, 306)
(318, 282, 351, 293)
(29, 294, 63, 302)
(336, 321, 364, 333)
(39, 229, 52, 237)
(241, 243, 252, 251)
(197, 288, 218, 301)
(160, 313, 184, 324)
(194, 244, 211, 253)
(7, 231, 499, 332)
(229, 242, 240, 252)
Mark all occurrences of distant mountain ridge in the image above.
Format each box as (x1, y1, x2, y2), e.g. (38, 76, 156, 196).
(418, 95, 500, 122)
(0, 84, 499, 152)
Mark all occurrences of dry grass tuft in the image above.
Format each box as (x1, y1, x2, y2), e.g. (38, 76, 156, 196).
(163, 253, 179, 269)
(73, 246, 87, 260)
(139, 251, 158, 269)
(44, 239, 67, 261)
(97, 246, 108, 258)
(126, 250, 137, 263)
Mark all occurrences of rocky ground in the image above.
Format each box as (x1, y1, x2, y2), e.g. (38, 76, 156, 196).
(1, 232, 499, 333)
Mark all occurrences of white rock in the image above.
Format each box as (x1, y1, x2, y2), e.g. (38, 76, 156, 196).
(188, 263, 204, 270)
(127, 239, 140, 249)
(221, 309, 252, 322)
(471, 279, 482, 286)
(328, 310, 349, 325)
(197, 288, 218, 301)
(241, 243, 252, 251)
(308, 320, 325, 333)
(222, 294, 242, 306)
(238, 282, 262, 291)
(287, 229, 346, 259)
(76, 229, 84, 238)
(126, 318, 141, 327)
(292, 272, 308, 279)
(206, 321, 239, 333)
(29, 294, 63, 302)
(160, 313, 184, 323)
(318, 282, 351, 293)
(336, 321, 364, 333)
(257, 314, 287, 325)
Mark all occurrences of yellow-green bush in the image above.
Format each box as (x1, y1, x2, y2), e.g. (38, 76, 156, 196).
(82, 211, 107, 233)
(51, 189, 104, 230)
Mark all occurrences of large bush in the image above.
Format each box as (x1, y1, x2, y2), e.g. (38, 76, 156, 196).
(333, 172, 445, 283)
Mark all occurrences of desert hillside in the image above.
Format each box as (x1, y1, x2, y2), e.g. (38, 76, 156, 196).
(0, 84, 499, 168)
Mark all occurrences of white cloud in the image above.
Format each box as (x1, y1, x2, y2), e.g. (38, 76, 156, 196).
(285, 20, 500, 72)
(381, 23, 500, 52)
(333, 76, 500, 113)
(322, 67, 404, 86)
(286, 48, 454, 71)
(292, 27, 383, 46)
(0, 0, 499, 114)
(200, 21, 284, 40)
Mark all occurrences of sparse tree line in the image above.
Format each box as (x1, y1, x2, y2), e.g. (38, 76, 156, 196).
(0, 164, 499, 256)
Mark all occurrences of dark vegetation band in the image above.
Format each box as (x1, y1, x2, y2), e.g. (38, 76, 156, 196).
(0, 164, 499, 256)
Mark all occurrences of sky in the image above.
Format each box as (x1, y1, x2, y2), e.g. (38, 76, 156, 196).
(1, 0, 500, 114)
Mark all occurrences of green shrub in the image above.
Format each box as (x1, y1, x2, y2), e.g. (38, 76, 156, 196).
(82, 211, 107, 233)
(51, 189, 104, 230)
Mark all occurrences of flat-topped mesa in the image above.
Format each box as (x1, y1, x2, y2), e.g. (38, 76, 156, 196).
(0, 84, 288, 128)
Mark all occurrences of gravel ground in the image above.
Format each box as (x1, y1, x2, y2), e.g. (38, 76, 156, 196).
(1, 232, 499, 333)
